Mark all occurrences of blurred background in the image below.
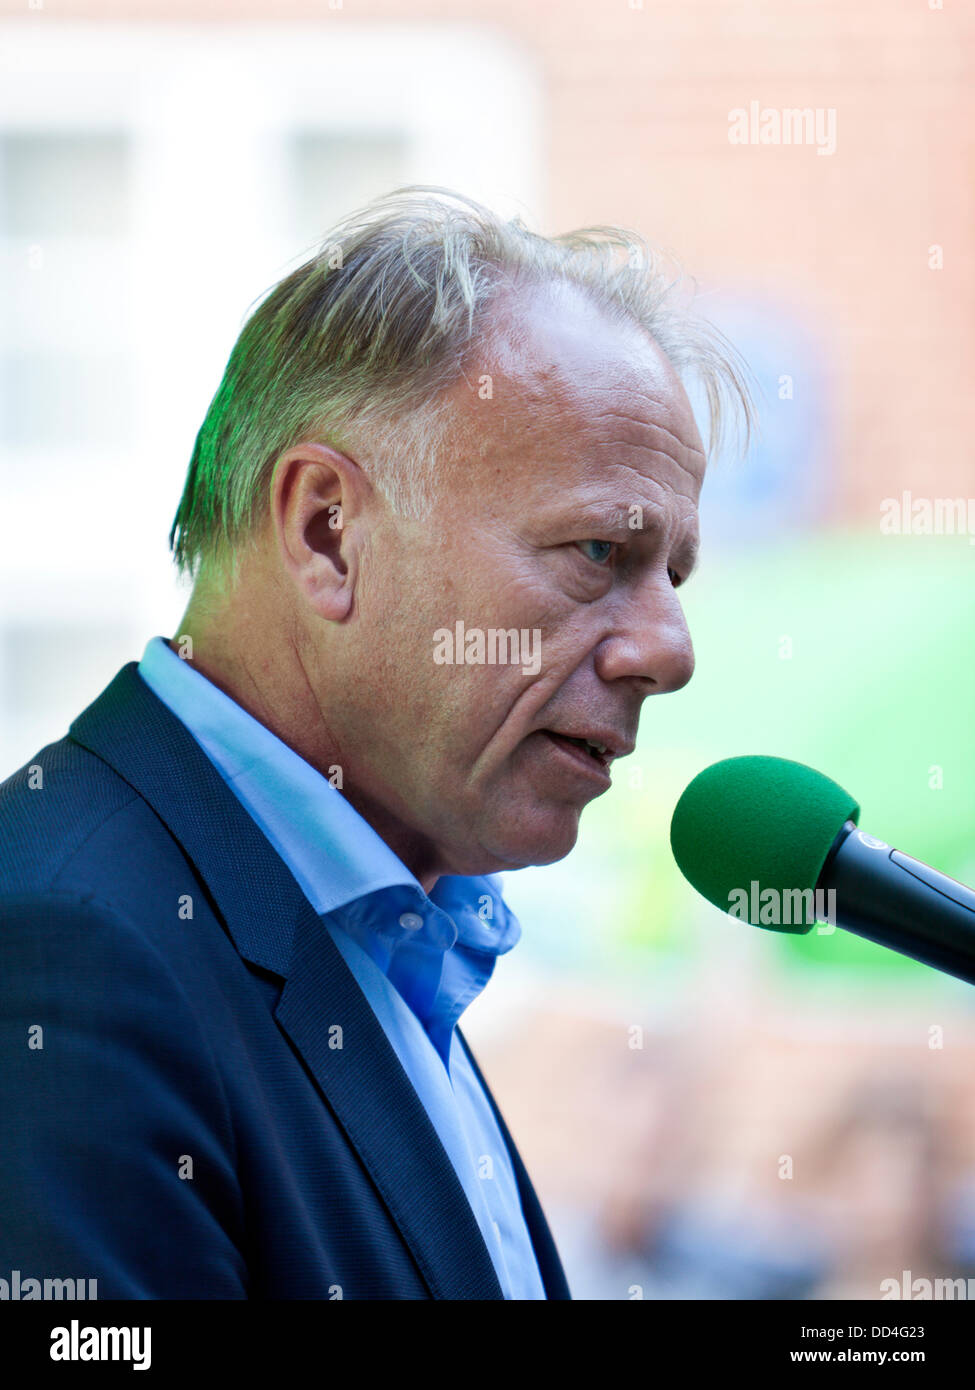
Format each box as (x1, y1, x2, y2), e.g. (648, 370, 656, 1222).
(1, 0, 973, 1300)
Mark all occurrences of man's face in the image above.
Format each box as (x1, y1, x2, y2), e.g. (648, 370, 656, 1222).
(339, 284, 707, 880)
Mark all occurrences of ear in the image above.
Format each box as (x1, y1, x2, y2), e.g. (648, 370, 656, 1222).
(270, 440, 370, 621)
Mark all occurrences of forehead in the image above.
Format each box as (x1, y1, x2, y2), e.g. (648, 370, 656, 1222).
(447, 281, 707, 514)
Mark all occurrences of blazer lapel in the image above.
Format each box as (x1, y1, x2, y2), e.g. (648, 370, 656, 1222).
(69, 661, 504, 1300)
(272, 907, 505, 1299)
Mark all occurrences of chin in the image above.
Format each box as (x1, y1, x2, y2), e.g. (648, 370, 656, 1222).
(480, 806, 582, 871)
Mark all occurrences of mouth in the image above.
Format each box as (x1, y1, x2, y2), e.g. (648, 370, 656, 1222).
(536, 733, 628, 789)
(541, 725, 634, 764)
(542, 731, 613, 768)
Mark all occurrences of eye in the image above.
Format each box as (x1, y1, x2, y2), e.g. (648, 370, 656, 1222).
(577, 540, 615, 566)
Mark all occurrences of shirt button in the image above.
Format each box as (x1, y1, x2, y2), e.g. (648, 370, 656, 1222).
(399, 911, 423, 933)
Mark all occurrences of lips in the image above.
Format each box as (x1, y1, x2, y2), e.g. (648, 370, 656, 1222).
(544, 732, 612, 768)
(539, 731, 610, 781)
(540, 728, 635, 767)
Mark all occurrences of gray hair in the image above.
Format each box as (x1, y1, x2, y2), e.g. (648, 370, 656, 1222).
(169, 184, 756, 582)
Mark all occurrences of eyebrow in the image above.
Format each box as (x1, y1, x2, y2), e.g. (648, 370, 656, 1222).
(552, 502, 701, 575)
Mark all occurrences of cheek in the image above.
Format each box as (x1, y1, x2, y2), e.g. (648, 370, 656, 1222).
(373, 545, 589, 738)
(429, 655, 526, 739)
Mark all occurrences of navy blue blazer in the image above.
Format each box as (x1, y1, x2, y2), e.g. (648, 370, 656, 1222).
(0, 661, 570, 1300)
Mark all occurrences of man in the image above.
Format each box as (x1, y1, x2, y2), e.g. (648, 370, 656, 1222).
(0, 187, 751, 1299)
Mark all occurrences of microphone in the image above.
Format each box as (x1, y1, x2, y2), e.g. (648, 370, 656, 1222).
(669, 755, 975, 986)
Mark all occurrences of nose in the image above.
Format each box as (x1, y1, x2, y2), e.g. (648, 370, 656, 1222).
(593, 573, 695, 693)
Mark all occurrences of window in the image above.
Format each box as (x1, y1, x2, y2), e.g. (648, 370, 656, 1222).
(0, 21, 540, 771)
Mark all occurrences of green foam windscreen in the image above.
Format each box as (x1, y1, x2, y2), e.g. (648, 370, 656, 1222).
(669, 755, 860, 933)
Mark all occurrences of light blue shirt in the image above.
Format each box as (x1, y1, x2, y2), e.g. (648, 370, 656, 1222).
(137, 636, 546, 1300)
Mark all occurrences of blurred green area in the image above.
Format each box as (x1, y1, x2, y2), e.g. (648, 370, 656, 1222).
(546, 526, 975, 982)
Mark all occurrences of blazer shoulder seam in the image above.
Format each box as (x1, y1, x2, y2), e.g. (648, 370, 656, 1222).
(51, 787, 144, 874)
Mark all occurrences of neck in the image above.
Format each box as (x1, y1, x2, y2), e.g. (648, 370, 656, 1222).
(169, 596, 444, 895)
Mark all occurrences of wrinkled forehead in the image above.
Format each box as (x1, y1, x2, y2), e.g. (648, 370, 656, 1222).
(447, 281, 707, 511)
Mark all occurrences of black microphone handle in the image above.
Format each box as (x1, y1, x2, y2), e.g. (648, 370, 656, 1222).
(820, 821, 975, 987)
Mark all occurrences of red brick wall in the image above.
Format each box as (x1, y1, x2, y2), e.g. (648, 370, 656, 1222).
(8, 0, 973, 515)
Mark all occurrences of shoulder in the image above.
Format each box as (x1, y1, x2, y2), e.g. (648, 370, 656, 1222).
(0, 731, 206, 922)
(0, 733, 142, 895)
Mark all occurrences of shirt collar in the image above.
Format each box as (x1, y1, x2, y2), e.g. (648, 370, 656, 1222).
(136, 636, 521, 958)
